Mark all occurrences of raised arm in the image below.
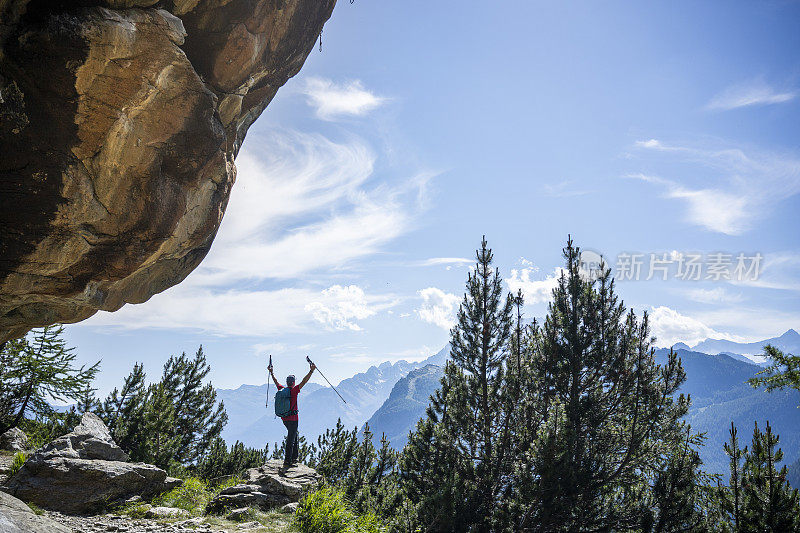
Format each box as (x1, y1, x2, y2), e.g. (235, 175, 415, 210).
(298, 359, 316, 390)
(268, 365, 282, 388)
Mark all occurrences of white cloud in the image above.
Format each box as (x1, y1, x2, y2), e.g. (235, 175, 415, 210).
(190, 130, 423, 285)
(302, 77, 386, 120)
(686, 287, 743, 304)
(416, 257, 473, 267)
(707, 80, 796, 111)
(82, 283, 395, 336)
(636, 139, 663, 149)
(306, 285, 394, 331)
(629, 140, 800, 235)
(416, 287, 461, 329)
(648, 306, 741, 347)
(507, 267, 565, 304)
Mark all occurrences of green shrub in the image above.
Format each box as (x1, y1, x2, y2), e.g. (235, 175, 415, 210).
(293, 486, 382, 533)
(116, 501, 151, 518)
(196, 438, 269, 480)
(10, 451, 26, 476)
(153, 476, 245, 517)
(153, 477, 209, 516)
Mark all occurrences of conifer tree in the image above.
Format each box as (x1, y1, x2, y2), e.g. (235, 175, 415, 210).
(748, 345, 800, 406)
(740, 421, 800, 531)
(195, 438, 270, 480)
(646, 430, 713, 532)
(401, 237, 514, 530)
(99, 347, 227, 470)
(720, 422, 747, 530)
(518, 239, 690, 531)
(0, 325, 99, 434)
(307, 419, 360, 484)
(160, 347, 227, 464)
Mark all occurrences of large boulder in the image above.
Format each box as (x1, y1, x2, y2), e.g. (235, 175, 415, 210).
(5, 413, 180, 514)
(206, 459, 320, 514)
(0, 428, 28, 452)
(0, 491, 72, 533)
(0, 0, 336, 343)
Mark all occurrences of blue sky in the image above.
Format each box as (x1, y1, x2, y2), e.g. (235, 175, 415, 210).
(64, 0, 800, 396)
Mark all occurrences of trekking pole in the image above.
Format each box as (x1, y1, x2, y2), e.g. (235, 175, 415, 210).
(265, 354, 272, 409)
(306, 356, 347, 404)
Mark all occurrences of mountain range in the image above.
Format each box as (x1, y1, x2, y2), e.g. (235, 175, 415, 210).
(217, 346, 448, 449)
(672, 328, 800, 361)
(366, 332, 800, 478)
(217, 331, 800, 481)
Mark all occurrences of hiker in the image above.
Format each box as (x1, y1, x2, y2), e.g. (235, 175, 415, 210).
(269, 358, 316, 467)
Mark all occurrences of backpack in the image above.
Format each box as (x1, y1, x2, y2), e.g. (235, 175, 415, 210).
(274, 387, 297, 418)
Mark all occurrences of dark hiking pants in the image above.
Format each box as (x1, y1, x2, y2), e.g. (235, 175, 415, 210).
(283, 420, 299, 466)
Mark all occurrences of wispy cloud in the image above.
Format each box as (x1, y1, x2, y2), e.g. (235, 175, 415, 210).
(414, 257, 473, 268)
(83, 284, 394, 337)
(543, 180, 592, 198)
(707, 79, 796, 111)
(302, 77, 386, 120)
(685, 287, 743, 304)
(192, 130, 425, 285)
(692, 306, 800, 343)
(629, 140, 800, 235)
(416, 287, 461, 329)
(728, 251, 800, 292)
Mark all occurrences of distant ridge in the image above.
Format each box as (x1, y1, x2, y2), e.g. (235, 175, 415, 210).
(366, 344, 800, 479)
(217, 345, 450, 448)
(690, 329, 799, 358)
(365, 364, 443, 448)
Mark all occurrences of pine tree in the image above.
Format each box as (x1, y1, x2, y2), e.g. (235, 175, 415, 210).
(160, 347, 227, 464)
(307, 419, 360, 484)
(518, 239, 690, 531)
(740, 421, 800, 532)
(720, 422, 747, 530)
(195, 438, 270, 480)
(400, 237, 514, 531)
(646, 430, 713, 532)
(0, 325, 99, 434)
(748, 345, 800, 406)
(99, 362, 149, 453)
(98, 347, 227, 470)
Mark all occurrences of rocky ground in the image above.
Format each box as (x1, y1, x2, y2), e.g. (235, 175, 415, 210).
(0, 419, 315, 532)
(44, 510, 292, 532)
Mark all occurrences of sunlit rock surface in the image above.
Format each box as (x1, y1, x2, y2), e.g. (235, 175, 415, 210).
(0, 0, 336, 342)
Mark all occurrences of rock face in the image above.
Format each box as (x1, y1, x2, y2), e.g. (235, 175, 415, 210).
(206, 459, 320, 514)
(0, 428, 28, 452)
(5, 412, 180, 514)
(0, 0, 336, 342)
(0, 491, 72, 533)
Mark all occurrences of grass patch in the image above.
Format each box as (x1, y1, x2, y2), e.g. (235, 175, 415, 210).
(151, 476, 245, 517)
(203, 509, 291, 532)
(293, 486, 383, 533)
(26, 503, 44, 516)
(10, 451, 26, 476)
(115, 500, 151, 519)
